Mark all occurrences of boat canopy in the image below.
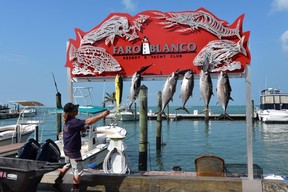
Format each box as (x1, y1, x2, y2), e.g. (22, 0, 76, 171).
(9, 101, 44, 107)
(261, 88, 281, 95)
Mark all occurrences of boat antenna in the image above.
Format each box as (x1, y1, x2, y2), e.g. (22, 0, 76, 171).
(52, 72, 59, 93)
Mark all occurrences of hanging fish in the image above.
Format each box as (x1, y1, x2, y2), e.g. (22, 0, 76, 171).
(199, 69, 213, 111)
(128, 64, 153, 109)
(216, 71, 234, 119)
(160, 72, 179, 115)
(115, 74, 123, 112)
(176, 70, 194, 114)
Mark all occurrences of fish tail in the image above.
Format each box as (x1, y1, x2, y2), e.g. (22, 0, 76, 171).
(154, 111, 167, 118)
(68, 44, 77, 61)
(162, 111, 167, 117)
(175, 107, 190, 114)
(201, 108, 210, 113)
(218, 113, 233, 120)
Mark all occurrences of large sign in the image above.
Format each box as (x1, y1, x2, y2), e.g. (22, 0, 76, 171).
(65, 8, 250, 79)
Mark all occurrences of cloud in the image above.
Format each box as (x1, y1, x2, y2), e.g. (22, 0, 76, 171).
(281, 30, 288, 52)
(271, 0, 288, 12)
(121, 0, 136, 11)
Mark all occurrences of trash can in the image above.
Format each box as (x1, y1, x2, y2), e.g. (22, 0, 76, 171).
(0, 157, 64, 192)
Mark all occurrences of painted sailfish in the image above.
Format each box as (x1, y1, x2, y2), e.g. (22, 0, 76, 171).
(115, 74, 123, 112)
(216, 71, 233, 119)
(129, 64, 153, 109)
(176, 70, 194, 114)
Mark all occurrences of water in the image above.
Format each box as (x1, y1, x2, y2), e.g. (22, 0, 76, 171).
(1, 105, 288, 176)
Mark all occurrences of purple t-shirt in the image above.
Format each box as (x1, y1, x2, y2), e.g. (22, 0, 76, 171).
(63, 118, 85, 152)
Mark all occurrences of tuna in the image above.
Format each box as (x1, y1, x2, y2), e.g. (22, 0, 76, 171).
(216, 71, 233, 119)
(199, 69, 213, 111)
(128, 64, 153, 109)
(176, 70, 194, 113)
(161, 72, 179, 115)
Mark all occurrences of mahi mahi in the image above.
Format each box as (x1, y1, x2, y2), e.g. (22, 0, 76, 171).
(115, 74, 123, 112)
(199, 69, 213, 111)
(129, 64, 153, 109)
(216, 71, 233, 119)
(176, 70, 194, 113)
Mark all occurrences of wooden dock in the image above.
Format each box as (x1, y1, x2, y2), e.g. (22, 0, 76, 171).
(147, 113, 247, 121)
(37, 169, 286, 192)
(0, 112, 19, 119)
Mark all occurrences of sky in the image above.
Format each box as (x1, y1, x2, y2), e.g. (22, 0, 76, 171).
(0, 0, 288, 108)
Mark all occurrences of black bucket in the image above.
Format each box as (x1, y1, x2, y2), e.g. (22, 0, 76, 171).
(0, 157, 64, 192)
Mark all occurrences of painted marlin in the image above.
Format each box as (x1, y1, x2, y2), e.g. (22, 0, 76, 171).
(199, 69, 213, 111)
(128, 64, 153, 109)
(176, 70, 194, 114)
(154, 9, 242, 39)
(216, 71, 233, 119)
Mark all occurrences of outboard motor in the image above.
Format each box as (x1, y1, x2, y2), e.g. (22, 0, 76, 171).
(36, 139, 61, 162)
(17, 138, 40, 160)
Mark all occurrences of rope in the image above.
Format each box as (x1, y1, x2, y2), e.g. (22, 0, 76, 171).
(125, 131, 139, 140)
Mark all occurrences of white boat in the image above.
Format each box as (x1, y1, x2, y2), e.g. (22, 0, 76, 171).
(0, 101, 44, 146)
(107, 110, 139, 121)
(257, 88, 288, 123)
(21, 107, 37, 117)
(54, 116, 127, 169)
(106, 104, 139, 121)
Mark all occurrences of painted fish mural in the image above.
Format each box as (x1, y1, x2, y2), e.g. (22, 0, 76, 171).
(153, 8, 242, 39)
(66, 9, 250, 78)
(193, 37, 247, 72)
(69, 45, 121, 75)
(81, 14, 149, 46)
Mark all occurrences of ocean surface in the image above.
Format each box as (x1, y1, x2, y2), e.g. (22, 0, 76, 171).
(1, 105, 288, 176)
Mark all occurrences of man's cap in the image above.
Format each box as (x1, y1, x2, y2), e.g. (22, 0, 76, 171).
(63, 102, 79, 113)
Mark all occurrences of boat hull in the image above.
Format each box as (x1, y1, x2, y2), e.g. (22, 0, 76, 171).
(55, 125, 127, 168)
(0, 124, 36, 146)
(258, 109, 288, 123)
(107, 112, 139, 121)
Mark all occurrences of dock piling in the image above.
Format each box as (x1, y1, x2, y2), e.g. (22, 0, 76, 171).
(205, 109, 209, 123)
(156, 91, 162, 151)
(56, 92, 62, 140)
(138, 85, 148, 171)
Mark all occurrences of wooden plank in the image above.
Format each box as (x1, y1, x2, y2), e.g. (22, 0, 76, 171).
(0, 143, 24, 157)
